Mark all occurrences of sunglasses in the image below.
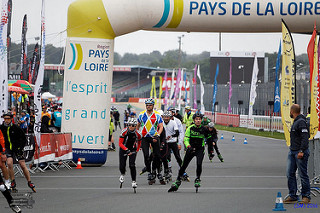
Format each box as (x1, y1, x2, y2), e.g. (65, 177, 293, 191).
(146, 104, 153, 107)
(129, 125, 136, 127)
(3, 117, 11, 120)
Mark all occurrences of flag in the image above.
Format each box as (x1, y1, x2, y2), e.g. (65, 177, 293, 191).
(248, 55, 259, 118)
(178, 69, 183, 110)
(307, 24, 317, 88)
(309, 32, 318, 138)
(150, 76, 157, 101)
(34, 0, 46, 146)
(197, 65, 205, 113)
(169, 70, 175, 105)
(317, 37, 320, 131)
(158, 76, 163, 110)
(173, 68, 181, 107)
(193, 64, 197, 109)
(6, 0, 12, 70)
(184, 71, 187, 104)
(0, 0, 9, 120)
(20, 14, 28, 80)
(274, 41, 281, 113)
(212, 64, 219, 114)
(228, 58, 232, 113)
(30, 43, 39, 84)
(164, 71, 169, 107)
(281, 19, 296, 146)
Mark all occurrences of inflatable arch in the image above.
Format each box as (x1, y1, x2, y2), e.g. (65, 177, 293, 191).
(62, 0, 320, 165)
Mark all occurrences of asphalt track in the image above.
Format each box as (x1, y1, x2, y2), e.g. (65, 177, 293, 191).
(1, 104, 319, 213)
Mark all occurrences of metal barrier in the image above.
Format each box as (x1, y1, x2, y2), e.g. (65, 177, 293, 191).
(309, 139, 320, 184)
(302, 139, 320, 197)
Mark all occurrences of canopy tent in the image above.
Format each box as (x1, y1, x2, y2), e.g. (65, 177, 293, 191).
(42, 92, 56, 99)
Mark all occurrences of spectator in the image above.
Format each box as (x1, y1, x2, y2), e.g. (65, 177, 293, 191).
(52, 106, 62, 132)
(283, 104, 311, 204)
(19, 110, 29, 133)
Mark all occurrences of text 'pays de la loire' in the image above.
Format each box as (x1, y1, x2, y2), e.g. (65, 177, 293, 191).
(84, 49, 110, 72)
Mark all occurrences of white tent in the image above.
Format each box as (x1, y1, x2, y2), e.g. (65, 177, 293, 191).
(42, 92, 56, 99)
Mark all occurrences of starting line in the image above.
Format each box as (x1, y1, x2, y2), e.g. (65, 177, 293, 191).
(29, 175, 286, 178)
(15, 187, 288, 190)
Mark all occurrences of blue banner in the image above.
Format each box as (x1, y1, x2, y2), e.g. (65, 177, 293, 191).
(274, 41, 281, 113)
(212, 63, 219, 114)
(184, 71, 187, 103)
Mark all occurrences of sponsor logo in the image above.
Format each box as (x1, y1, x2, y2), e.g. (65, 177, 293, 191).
(68, 43, 83, 70)
(153, 0, 183, 28)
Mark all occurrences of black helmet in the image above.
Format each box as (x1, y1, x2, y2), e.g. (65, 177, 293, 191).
(192, 112, 203, 120)
(2, 111, 13, 118)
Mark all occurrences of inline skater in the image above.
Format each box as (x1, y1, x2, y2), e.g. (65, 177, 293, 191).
(118, 118, 142, 192)
(207, 122, 224, 162)
(0, 111, 36, 193)
(168, 112, 212, 193)
(162, 111, 181, 182)
(136, 99, 163, 185)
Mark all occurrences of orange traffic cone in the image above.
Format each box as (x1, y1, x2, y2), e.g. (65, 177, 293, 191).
(76, 158, 83, 169)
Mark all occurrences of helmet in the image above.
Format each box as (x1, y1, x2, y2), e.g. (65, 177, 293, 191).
(127, 118, 138, 126)
(169, 107, 176, 113)
(145, 98, 155, 105)
(157, 110, 164, 116)
(2, 111, 13, 118)
(185, 106, 191, 110)
(163, 111, 172, 117)
(130, 112, 136, 116)
(192, 112, 203, 120)
(208, 122, 215, 128)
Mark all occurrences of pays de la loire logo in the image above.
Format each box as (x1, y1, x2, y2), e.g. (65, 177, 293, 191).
(68, 43, 83, 70)
(153, 0, 183, 28)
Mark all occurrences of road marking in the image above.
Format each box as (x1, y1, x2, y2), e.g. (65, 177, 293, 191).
(17, 187, 288, 190)
(30, 175, 286, 178)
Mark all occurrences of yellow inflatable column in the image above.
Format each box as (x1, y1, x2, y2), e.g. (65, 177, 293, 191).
(62, 0, 115, 165)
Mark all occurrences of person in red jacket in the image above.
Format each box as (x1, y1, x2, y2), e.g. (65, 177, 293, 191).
(118, 118, 142, 190)
(0, 130, 10, 189)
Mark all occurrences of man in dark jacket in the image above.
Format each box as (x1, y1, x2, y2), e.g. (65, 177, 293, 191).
(0, 111, 36, 192)
(283, 104, 310, 204)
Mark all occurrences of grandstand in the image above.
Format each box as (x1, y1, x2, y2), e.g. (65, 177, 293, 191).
(111, 65, 168, 102)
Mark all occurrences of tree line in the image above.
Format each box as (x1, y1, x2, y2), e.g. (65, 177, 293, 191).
(8, 43, 308, 84)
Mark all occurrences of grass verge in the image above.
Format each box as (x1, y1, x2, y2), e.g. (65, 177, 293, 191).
(215, 124, 285, 140)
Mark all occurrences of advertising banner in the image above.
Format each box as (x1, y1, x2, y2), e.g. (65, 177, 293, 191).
(162, 77, 190, 91)
(62, 37, 113, 164)
(248, 55, 259, 118)
(0, 0, 9, 121)
(281, 20, 296, 146)
(33, 133, 73, 164)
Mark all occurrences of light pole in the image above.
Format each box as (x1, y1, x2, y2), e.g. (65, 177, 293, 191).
(238, 65, 245, 84)
(178, 35, 184, 69)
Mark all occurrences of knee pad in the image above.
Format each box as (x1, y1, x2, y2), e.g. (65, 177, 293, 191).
(0, 184, 6, 192)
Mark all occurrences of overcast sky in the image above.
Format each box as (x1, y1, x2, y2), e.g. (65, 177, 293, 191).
(10, 0, 312, 57)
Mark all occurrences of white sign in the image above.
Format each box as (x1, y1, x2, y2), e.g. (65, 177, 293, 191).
(62, 38, 113, 153)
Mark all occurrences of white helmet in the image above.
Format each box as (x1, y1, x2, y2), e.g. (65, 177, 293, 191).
(127, 118, 138, 126)
(157, 110, 164, 116)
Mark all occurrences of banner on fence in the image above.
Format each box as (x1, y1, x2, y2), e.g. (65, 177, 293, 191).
(34, 133, 73, 164)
